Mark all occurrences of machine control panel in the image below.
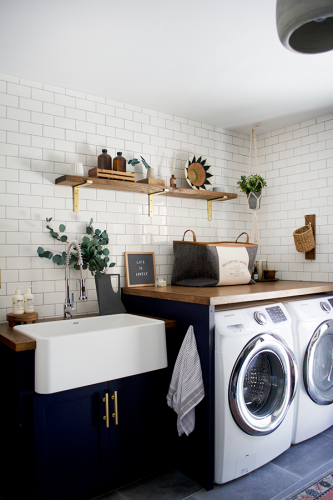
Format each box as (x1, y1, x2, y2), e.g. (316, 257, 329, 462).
(265, 306, 287, 324)
(328, 298, 333, 308)
(253, 311, 267, 325)
(320, 301, 331, 313)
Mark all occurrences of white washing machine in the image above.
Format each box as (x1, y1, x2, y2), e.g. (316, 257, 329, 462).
(215, 303, 297, 484)
(284, 295, 333, 444)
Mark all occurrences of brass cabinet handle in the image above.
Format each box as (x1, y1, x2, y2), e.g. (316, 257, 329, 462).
(111, 391, 118, 425)
(102, 393, 109, 428)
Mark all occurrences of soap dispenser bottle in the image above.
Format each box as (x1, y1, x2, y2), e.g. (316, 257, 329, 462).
(12, 287, 24, 314)
(24, 286, 34, 313)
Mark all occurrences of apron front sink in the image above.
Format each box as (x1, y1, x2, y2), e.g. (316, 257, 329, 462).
(14, 314, 167, 394)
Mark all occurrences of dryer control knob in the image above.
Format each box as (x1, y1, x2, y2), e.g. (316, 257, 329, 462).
(254, 311, 267, 325)
(320, 301, 331, 313)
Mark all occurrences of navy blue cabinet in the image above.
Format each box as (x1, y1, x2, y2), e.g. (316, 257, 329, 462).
(32, 369, 171, 500)
(110, 372, 173, 485)
(122, 295, 215, 491)
(33, 382, 111, 499)
(0, 340, 172, 500)
(0, 344, 37, 500)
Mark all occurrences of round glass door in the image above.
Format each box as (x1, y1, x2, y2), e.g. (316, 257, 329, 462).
(304, 320, 333, 405)
(229, 333, 297, 436)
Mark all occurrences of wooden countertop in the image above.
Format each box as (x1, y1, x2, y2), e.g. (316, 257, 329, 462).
(122, 280, 333, 306)
(2, 281, 332, 352)
(0, 321, 36, 352)
(0, 313, 177, 352)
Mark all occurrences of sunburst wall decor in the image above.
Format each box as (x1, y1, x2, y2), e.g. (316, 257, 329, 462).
(185, 155, 214, 190)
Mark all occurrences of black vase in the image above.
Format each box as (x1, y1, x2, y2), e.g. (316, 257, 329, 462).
(95, 274, 126, 315)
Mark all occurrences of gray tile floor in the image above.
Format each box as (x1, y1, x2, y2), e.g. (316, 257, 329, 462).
(95, 425, 333, 500)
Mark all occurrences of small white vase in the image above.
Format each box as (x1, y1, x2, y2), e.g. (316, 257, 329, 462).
(147, 167, 155, 179)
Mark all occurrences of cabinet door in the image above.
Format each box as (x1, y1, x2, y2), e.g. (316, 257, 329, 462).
(34, 382, 111, 500)
(108, 368, 172, 486)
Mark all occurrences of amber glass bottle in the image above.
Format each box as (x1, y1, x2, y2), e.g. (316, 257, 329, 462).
(98, 149, 112, 170)
(113, 152, 126, 172)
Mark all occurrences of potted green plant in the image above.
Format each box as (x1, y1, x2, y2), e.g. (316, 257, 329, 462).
(129, 156, 155, 178)
(237, 174, 267, 209)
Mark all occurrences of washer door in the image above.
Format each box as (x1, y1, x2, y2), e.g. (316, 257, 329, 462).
(304, 319, 333, 405)
(229, 333, 297, 436)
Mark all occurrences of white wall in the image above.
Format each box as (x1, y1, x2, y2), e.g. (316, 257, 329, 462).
(0, 73, 332, 321)
(255, 117, 333, 282)
(0, 73, 249, 320)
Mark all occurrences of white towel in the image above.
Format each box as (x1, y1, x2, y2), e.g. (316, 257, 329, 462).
(166, 325, 205, 436)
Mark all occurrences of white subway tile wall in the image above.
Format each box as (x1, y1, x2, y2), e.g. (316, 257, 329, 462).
(0, 73, 332, 320)
(256, 116, 333, 282)
(0, 74, 248, 320)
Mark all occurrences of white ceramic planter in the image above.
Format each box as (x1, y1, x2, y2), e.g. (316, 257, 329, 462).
(147, 167, 155, 179)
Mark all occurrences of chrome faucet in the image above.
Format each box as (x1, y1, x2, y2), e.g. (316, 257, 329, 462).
(64, 240, 88, 320)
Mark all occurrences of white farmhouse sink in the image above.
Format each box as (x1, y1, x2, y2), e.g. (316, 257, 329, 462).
(14, 314, 167, 394)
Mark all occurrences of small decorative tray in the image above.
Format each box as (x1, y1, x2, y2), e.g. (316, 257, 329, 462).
(89, 168, 135, 182)
(7, 312, 38, 327)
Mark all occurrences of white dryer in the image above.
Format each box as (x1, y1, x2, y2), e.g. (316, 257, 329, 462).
(215, 303, 297, 484)
(284, 296, 333, 444)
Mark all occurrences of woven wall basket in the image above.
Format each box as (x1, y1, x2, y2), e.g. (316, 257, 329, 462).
(293, 223, 315, 253)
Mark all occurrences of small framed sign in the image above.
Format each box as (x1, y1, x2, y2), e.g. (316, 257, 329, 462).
(124, 252, 156, 287)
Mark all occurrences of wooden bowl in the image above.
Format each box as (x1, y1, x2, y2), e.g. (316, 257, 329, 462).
(264, 270, 278, 280)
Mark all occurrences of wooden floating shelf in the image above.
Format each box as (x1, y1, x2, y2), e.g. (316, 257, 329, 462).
(55, 175, 237, 218)
(136, 178, 166, 187)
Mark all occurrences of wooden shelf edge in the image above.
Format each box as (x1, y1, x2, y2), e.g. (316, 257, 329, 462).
(122, 286, 211, 305)
(55, 175, 237, 201)
(122, 281, 333, 306)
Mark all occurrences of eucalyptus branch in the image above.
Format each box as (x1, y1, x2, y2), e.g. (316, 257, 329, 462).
(37, 217, 115, 278)
(128, 156, 151, 169)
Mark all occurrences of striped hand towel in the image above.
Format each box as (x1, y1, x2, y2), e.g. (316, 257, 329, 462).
(166, 325, 205, 436)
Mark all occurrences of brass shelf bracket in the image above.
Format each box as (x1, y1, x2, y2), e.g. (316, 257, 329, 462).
(73, 180, 93, 212)
(148, 188, 170, 217)
(207, 196, 228, 221)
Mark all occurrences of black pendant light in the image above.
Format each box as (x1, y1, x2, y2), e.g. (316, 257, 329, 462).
(276, 0, 333, 54)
